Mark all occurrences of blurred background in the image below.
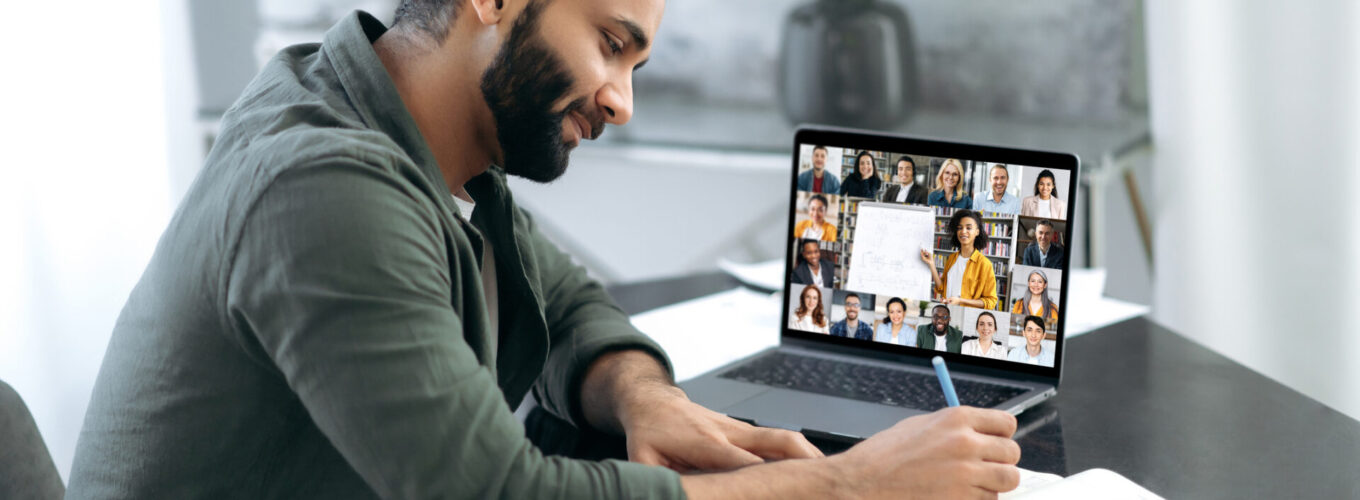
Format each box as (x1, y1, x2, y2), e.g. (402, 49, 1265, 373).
(0, 0, 1356, 482)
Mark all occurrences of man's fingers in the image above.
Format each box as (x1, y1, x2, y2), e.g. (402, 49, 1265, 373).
(729, 427, 824, 460)
(969, 462, 1021, 493)
(689, 440, 764, 471)
(959, 407, 1017, 438)
(979, 435, 1022, 465)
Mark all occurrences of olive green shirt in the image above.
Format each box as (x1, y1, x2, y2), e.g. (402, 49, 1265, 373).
(67, 11, 682, 499)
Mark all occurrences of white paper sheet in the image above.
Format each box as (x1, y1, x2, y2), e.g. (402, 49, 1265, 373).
(630, 287, 781, 382)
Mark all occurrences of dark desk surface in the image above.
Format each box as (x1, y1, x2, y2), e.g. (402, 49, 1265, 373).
(608, 272, 1360, 498)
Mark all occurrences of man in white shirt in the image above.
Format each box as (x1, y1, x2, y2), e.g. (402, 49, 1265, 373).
(972, 164, 1021, 214)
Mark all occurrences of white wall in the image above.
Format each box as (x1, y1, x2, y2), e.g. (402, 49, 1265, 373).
(0, 0, 180, 482)
(1146, 1, 1360, 420)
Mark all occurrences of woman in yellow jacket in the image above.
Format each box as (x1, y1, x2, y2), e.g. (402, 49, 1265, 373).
(793, 193, 838, 241)
(919, 209, 999, 309)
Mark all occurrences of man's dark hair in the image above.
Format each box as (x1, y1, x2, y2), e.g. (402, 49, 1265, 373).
(813, 145, 828, 153)
(844, 292, 860, 303)
(393, 0, 462, 43)
(933, 304, 950, 316)
(1023, 315, 1046, 332)
(1036, 219, 1055, 230)
(947, 209, 989, 252)
(897, 156, 914, 168)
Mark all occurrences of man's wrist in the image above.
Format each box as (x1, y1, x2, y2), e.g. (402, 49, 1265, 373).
(614, 377, 687, 432)
(580, 349, 680, 434)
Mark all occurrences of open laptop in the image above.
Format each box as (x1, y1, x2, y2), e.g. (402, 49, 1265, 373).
(681, 126, 1080, 441)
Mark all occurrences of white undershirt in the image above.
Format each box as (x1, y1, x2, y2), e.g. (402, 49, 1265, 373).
(934, 333, 948, 351)
(452, 192, 498, 336)
(946, 255, 967, 300)
(895, 183, 913, 202)
(801, 223, 824, 240)
(808, 263, 824, 288)
(1037, 198, 1052, 217)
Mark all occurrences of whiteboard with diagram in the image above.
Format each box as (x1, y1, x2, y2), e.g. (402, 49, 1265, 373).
(844, 202, 935, 300)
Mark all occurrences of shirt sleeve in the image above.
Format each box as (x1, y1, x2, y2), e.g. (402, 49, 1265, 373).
(224, 159, 682, 499)
(513, 206, 677, 430)
(975, 257, 999, 310)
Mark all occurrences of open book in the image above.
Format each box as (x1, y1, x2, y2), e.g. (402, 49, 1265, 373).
(1001, 468, 1163, 499)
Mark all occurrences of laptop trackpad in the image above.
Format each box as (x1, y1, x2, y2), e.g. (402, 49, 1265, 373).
(724, 388, 923, 439)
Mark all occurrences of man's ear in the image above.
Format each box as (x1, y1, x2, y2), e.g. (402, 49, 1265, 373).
(467, 0, 504, 26)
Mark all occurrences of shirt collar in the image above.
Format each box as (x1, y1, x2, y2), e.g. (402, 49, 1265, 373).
(322, 11, 447, 195)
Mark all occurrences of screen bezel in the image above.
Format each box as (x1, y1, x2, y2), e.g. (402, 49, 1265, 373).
(782, 126, 1080, 386)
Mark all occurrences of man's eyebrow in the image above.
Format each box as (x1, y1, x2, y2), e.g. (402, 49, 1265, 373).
(612, 16, 650, 51)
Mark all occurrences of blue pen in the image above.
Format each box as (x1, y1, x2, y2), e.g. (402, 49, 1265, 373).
(931, 356, 960, 407)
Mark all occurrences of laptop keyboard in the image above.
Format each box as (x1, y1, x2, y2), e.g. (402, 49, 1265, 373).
(718, 352, 1027, 411)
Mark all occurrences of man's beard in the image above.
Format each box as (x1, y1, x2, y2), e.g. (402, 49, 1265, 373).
(479, 0, 599, 183)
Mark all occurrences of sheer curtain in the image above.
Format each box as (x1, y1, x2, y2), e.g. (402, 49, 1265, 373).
(1146, 1, 1360, 420)
(0, 0, 181, 480)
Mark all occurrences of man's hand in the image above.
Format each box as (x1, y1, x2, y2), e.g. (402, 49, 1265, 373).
(830, 406, 1022, 498)
(679, 406, 1022, 499)
(580, 350, 822, 473)
(618, 383, 823, 472)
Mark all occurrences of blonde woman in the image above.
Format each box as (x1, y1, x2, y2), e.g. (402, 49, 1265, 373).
(789, 284, 829, 333)
(927, 158, 971, 209)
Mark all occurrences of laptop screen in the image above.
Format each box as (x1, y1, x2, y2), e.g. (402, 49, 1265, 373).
(783, 128, 1078, 378)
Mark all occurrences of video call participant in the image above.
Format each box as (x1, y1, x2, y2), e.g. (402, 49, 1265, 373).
(791, 239, 835, 287)
(796, 145, 840, 194)
(1021, 169, 1067, 219)
(972, 164, 1020, 214)
(793, 194, 837, 241)
(961, 312, 1007, 360)
(1011, 269, 1059, 324)
(873, 297, 915, 346)
(921, 210, 999, 310)
(840, 151, 883, 198)
(1008, 315, 1056, 366)
(927, 158, 972, 209)
(880, 156, 927, 204)
(915, 304, 963, 353)
(1021, 219, 1065, 269)
(829, 293, 874, 340)
(789, 284, 829, 333)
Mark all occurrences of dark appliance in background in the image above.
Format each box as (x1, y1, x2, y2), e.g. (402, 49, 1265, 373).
(779, 0, 919, 129)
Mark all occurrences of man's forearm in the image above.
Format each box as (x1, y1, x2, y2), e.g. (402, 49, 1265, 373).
(580, 349, 680, 434)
